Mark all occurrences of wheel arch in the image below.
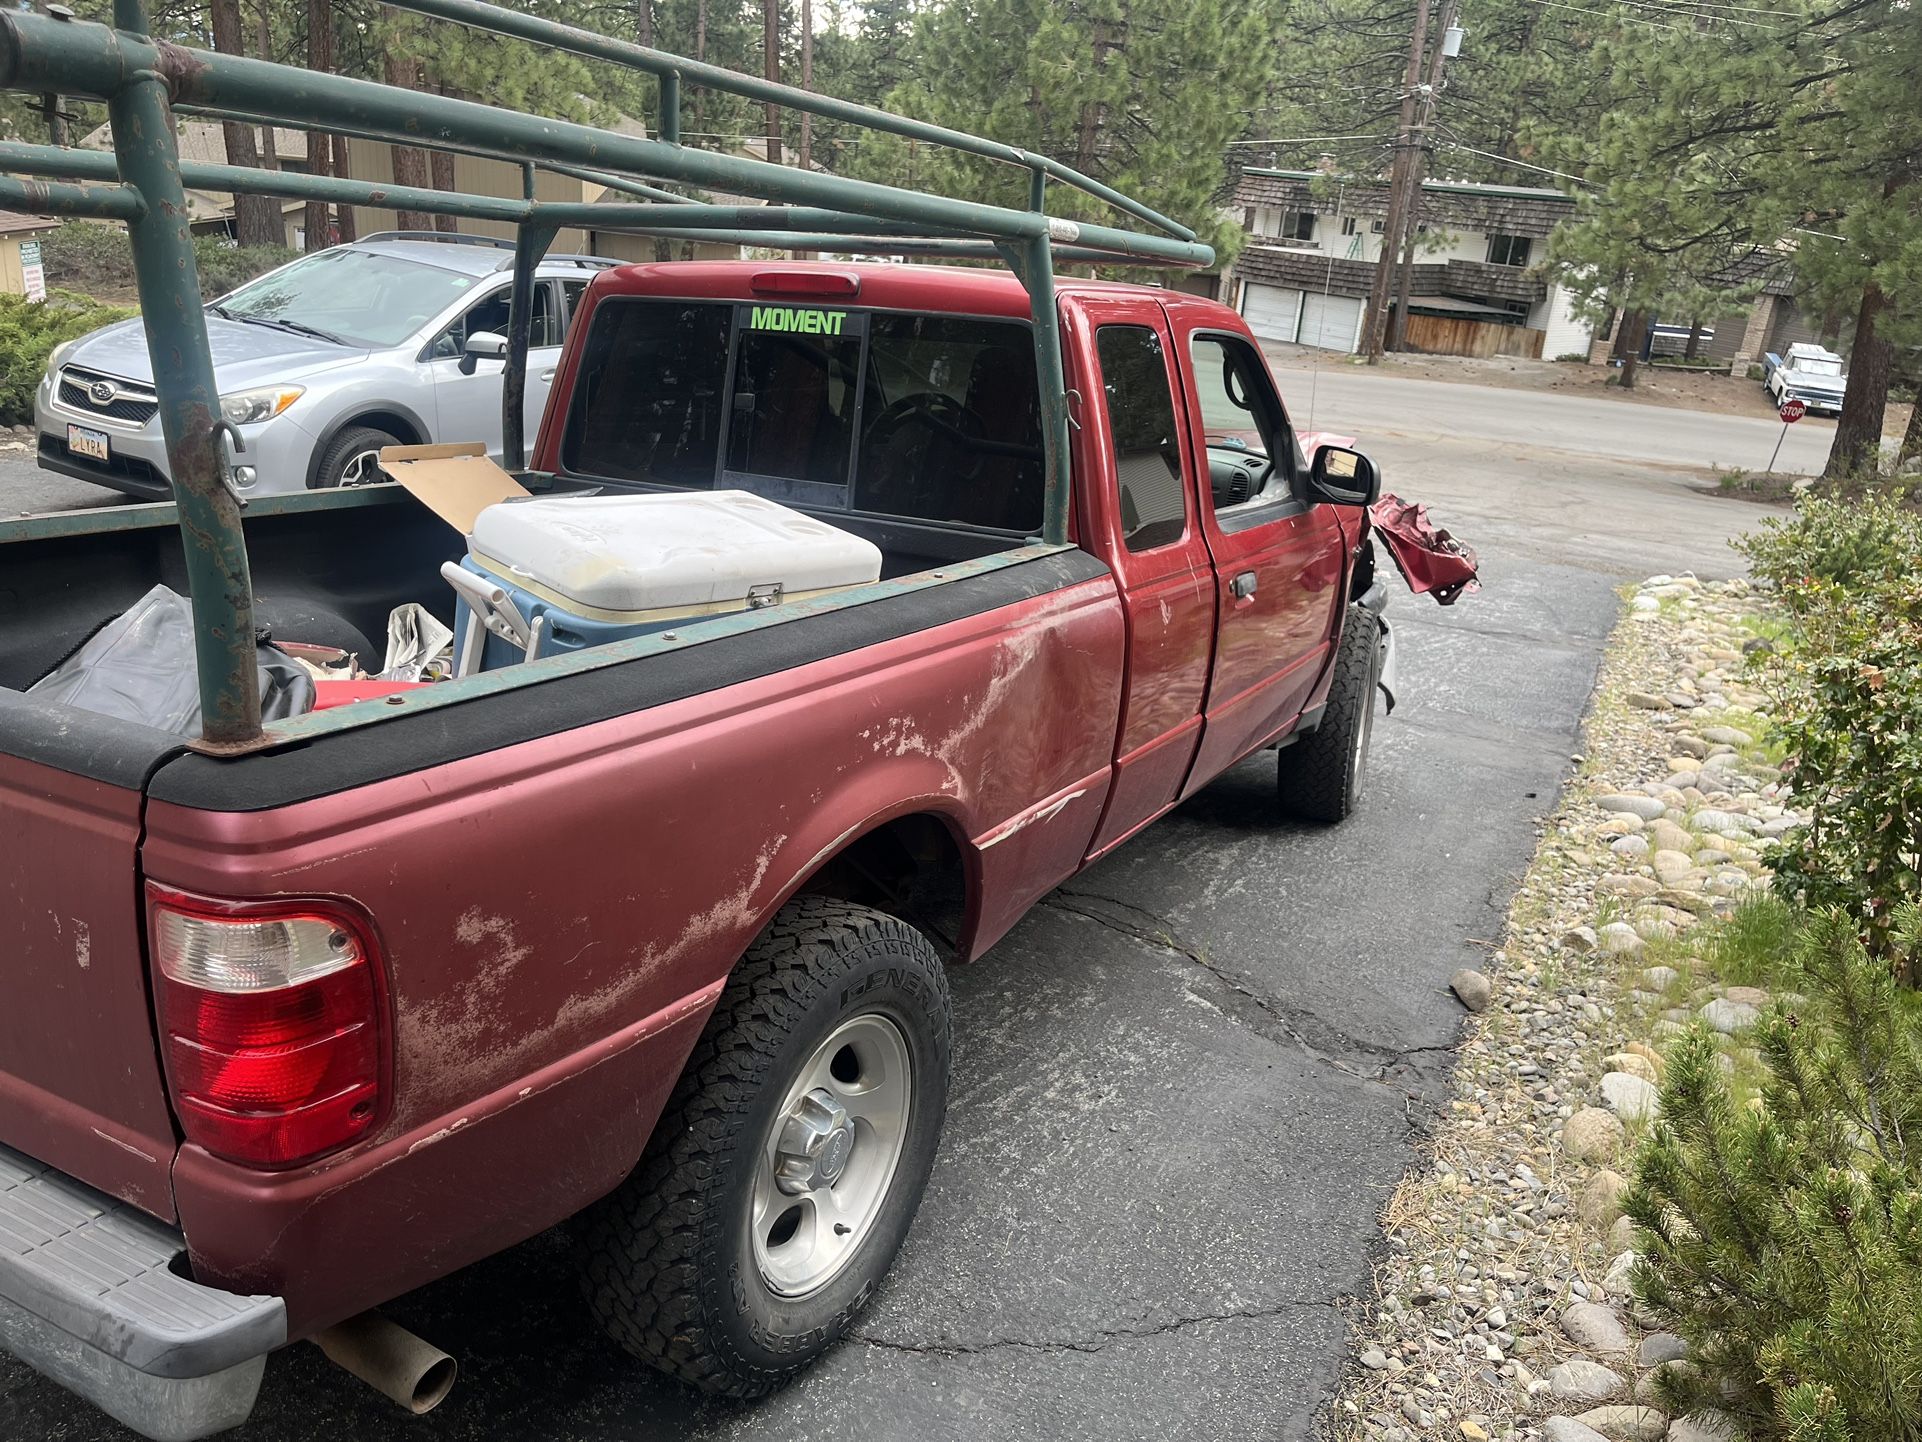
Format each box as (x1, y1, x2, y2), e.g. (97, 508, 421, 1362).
(775, 803, 980, 964)
(303, 407, 431, 488)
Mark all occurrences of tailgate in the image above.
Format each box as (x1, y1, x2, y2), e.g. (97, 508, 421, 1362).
(0, 750, 179, 1220)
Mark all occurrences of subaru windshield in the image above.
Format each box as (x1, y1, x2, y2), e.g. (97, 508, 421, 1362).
(210, 248, 482, 350)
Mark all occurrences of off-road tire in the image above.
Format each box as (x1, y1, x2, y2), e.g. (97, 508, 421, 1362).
(576, 896, 951, 1398)
(1276, 602, 1380, 823)
(309, 424, 403, 489)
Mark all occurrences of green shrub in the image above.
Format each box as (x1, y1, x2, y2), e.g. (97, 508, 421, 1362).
(0, 291, 139, 427)
(42, 219, 295, 302)
(1630, 905, 1922, 1441)
(192, 233, 297, 298)
(1736, 496, 1922, 954)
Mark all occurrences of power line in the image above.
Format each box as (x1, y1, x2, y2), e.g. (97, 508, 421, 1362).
(1226, 133, 1395, 147)
(1437, 140, 1594, 186)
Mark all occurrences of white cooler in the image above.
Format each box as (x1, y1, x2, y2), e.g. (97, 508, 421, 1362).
(451, 490, 883, 671)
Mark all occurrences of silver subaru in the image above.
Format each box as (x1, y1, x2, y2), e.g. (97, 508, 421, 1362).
(35, 232, 614, 498)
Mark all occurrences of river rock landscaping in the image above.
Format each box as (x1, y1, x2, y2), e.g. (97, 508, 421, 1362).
(1328, 572, 1794, 1442)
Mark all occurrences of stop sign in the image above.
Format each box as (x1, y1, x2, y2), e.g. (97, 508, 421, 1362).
(1779, 397, 1807, 423)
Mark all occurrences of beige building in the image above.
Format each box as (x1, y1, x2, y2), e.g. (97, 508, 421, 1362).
(81, 121, 311, 244)
(77, 115, 760, 263)
(0, 210, 58, 297)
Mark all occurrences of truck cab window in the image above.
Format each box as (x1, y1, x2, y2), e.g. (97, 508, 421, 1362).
(1096, 325, 1187, 553)
(1189, 333, 1298, 521)
(856, 314, 1043, 532)
(725, 319, 863, 503)
(560, 299, 732, 486)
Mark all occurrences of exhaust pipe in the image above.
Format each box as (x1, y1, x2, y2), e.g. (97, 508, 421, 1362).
(313, 1312, 458, 1414)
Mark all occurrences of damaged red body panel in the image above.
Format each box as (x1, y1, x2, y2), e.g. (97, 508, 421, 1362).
(1371, 493, 1482, 605)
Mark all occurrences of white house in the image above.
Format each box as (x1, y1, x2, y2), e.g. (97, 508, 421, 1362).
(1224, 168, 1594, 360)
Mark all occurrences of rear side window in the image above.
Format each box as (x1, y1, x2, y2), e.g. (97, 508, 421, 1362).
(1095, 325, 1187, 552)
(856, 314, 1043, 532)
(560, 299, 731, 486)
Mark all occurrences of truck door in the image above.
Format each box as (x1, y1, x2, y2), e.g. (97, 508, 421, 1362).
(1165, 310, 1345, 790)
(1072, 301, 1218, 859)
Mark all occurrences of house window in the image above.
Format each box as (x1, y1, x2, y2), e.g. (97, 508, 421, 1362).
(1487, 234, 1532, 268)
(1370, 219, 1386, 234)
(1279, 211, 1316, 243)
(1340, 216, 1359, 237)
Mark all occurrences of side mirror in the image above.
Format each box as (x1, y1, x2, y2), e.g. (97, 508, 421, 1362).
(1307, 444, 1382, 507)
(458, 330, 509, 375)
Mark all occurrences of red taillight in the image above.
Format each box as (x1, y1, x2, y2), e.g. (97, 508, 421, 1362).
(749, 268, 861, 297)
(147, 885, 386, 1168)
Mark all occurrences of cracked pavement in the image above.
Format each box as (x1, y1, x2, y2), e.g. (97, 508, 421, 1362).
(1, 374, 1773, 1441)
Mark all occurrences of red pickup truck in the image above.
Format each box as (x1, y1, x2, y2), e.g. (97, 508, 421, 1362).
(0, 261, 1395, 1438)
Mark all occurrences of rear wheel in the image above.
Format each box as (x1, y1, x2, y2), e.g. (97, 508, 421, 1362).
(310, 424, 403, 489)
(577, 897, 951, 1397)
(1276, 602, 1380, 823)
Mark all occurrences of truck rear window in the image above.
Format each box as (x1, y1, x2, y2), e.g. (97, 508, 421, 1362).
(561, 298, 1044, 533)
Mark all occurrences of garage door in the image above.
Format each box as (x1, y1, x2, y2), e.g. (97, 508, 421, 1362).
(1299, 292, 1365, 353)
(1241, 285, 1302, 344)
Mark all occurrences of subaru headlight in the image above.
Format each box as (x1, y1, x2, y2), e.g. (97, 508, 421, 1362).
(219, 386, 305, 425)
(46, 338, 81, 375)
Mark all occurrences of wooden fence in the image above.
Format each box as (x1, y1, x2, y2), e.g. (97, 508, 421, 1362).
(1402, 313, 1546, 360)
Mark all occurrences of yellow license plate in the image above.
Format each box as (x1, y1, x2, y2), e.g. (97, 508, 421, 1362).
(67, 424, 110, 463)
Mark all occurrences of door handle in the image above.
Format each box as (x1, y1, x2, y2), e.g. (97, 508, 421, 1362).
(540, 368, 557, 381)
(1229, 571, 1258, 605)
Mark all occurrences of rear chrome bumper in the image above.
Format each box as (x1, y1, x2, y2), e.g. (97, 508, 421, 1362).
(0, 1143, 284, 1441)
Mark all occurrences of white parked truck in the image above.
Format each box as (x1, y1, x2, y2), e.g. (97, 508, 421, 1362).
(1762, 342, 1848, 415)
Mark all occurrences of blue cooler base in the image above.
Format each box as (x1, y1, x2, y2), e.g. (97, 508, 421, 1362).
(455, 556, 690, 671)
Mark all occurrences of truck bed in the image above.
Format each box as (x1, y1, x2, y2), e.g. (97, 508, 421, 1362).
(0, 482, 1122, 1334)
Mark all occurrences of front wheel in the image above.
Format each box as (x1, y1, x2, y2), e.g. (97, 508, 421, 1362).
(309, 424, 403, 489)
(1276, 602, 1381, 823)
(577, 897, 951, 1397)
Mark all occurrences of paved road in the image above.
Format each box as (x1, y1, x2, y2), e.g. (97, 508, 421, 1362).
(1, 378, 1773, 1441)
(1271, 354, 1835, 476)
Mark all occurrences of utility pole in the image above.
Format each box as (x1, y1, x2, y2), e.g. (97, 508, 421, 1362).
(763, 0, 783, 167)
(1363, 0, 1433, 363)
(1388, 0, 1462, 354)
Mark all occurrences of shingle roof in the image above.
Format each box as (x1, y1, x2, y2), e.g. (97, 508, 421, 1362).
(1233, 169, 1574, 240)
(0, 209, 60, 237)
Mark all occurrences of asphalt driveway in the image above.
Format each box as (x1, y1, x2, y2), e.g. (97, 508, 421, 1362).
(1, 374, 1769, 1441)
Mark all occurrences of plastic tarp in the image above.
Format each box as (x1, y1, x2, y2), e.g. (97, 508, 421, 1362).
(29, 585, 316, 737)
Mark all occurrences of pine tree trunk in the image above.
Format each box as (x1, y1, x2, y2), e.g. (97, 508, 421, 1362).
(1825, 281, 1891, 480)
(428, 86, 457, 234)
(333, 138, 357, 242)
(306, 0, 337, 250)
(382, 29, 435, 233)
(1618, 310, 1649, 390)
(209, 0, 283, 247)
(429, 149, 457, 232)
(1899, 378, 1922, 468)
(693, 0, 707, 140)
(635, 0, 652, 48)
(762, 0, 782, 166)
(255, 0, 278, 174)
(1685, 318, 1703, 360)
(798, 0, 812, 171)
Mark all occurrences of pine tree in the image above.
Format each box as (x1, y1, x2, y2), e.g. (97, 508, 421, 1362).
(1629, 905, 1922, 1440)
(1544, 0, 1922, 478)
(858, 0, 1285, 269)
